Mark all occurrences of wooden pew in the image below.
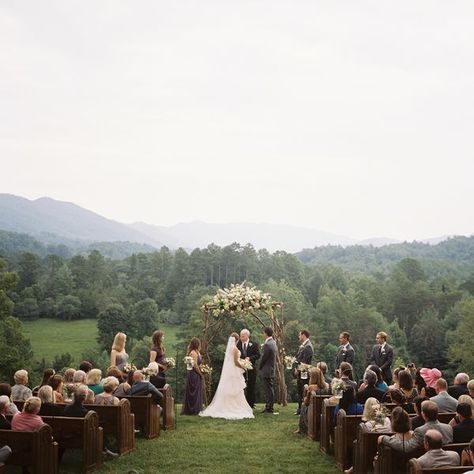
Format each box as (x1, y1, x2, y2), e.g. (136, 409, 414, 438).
(0, 425, 58, 474)
(118, 394, 161, 439)
(319, 398, 336, 455)
(158, 384, 175, 431)
(40, 411, 104, 473)
(307, 394, 331, 441)
(84, 398, 136, 455)
(408, 459, 472, 474)
(334, 410, 363, 471)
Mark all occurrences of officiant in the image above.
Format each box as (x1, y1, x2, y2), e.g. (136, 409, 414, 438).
(237, 329, 260, 409)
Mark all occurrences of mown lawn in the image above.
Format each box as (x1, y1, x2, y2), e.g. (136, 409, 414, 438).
(22, 319, 180, 365)
(60, 403, 338, 474)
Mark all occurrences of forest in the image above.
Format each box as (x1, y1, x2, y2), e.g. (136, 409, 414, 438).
(1, 235, 474, 394)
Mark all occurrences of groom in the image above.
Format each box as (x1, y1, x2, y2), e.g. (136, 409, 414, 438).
(259, 326, 277, 414)
(237, 329, 260, 408)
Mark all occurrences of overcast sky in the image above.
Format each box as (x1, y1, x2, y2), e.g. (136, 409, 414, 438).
(1, 1, 473, 241)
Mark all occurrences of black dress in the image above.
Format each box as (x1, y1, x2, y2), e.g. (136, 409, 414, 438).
(151, 345, 167, 386)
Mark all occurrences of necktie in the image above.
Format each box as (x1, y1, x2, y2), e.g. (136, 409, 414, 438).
(243, 343, 247, 357)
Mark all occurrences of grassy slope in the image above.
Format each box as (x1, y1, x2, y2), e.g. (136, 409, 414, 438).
(22, 319, 180, 364)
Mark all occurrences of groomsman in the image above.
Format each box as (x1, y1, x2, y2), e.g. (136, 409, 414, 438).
(259, 327, 277, 414)
(368, 331, 394, 384)
(294, 329, 313, 415)
(237, 329, 261, 408)
(335, 331, 355, 372)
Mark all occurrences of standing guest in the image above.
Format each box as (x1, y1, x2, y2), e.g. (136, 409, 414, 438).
(236, 328, 261, 409)
(416, 429, 460, 469)
(86, 369, 104, 395)
(411, 396, 429, 430)
(294, 329, 313, 415)
(38, 386, 63, 416)
(11, 397, 44, 431)
(260, 327, 278, 415)
(32, 368, 55, 396)
(398, 369, 418, 403)
(0, 384, 19, 414)
(431, 378, 458, 412)
(150, 330, 168, 387)
(362, 398, 391, 432)
(11, 370, 32, 402)
(94, 377, 120, 406)
(295, 367, 330, 435)
(368, 332, 394, 384)
(110, 332, 129, 373)
(63, 385, 89, 417)
(49, 374, 65, 403)
(182, 337, 204, 415)
(449, 373, 470, 399)
(79, 361, 93, 373)
(317, 362, 332, 385)
(357, 370, 384, 403)
(453, 403, 474, 443)
(334, 386, 363, 422)
(335, 331, 355, 371)
(0, 396, 12, 429)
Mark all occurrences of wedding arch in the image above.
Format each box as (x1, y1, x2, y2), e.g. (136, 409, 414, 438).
(200, 283, 288, 406)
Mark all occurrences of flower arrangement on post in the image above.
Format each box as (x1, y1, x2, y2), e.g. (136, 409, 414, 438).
(298, 363, 312, 380)
(284, 356, 296, 370)
(331, 379, 345, 398)
(183, 356, 194, 370)
(200, 364, 213, 375)
(165, 357, 176, 369)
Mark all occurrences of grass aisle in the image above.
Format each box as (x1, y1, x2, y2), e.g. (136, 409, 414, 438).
(94, 403, 338, 474)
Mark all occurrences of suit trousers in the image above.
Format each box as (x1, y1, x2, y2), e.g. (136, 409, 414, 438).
(245, 369, 257, 408)
(263, 376, 275, 411)
(297, 376, 305, 412)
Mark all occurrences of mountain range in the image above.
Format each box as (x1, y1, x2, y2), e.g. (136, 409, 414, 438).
(0, 194, 467, 253)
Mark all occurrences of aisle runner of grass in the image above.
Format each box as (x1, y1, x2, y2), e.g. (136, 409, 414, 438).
(87, 403, 338, 474)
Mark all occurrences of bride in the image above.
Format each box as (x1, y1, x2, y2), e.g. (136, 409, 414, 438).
(199, 332, 255, 420)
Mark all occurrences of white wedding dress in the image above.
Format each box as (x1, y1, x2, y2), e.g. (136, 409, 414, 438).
(199, 336, 255, 420)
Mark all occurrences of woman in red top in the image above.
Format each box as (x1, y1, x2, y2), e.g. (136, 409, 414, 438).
(11, 397, 44, 431)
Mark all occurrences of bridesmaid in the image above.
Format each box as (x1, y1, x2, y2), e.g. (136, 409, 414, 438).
(110, 332, 129, 372)
(149, 330, 167, 388)
(181, 337, 204, 415)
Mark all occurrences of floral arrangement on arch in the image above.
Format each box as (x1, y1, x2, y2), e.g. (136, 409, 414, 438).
(204, 282, 277, 317)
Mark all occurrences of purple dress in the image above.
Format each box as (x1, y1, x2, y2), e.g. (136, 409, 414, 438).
(182, 353, 204, 415)
(151, 345, 167, 385)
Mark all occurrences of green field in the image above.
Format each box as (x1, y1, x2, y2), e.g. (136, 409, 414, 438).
(22, 319, 180, 364)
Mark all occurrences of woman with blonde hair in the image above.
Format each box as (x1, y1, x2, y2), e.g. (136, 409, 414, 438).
(111, 332, 129, 372)
(449, 395, 474, 427)
(362, 397, 391, 432)
(86, 369, 104, 395)
(11, 397, 44, 431)
(38, 385, 63, 416)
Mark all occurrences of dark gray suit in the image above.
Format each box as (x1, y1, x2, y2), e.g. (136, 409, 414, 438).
(368, 343, 394, 384)
(295, 339, 313, 412)
(335, 343, 355, 369)
(259, 338, 277, 412)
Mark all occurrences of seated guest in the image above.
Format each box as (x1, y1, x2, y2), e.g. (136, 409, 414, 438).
(334, 386, 363, 422)
(450, 395, 474, 427)
(383, 388, 414, 413)
(0, 396, 12, 429)
(32, 368, 55, 396)
(106, 366, 125, 382)
(416, 429, 460, 468)
(113, 369, 133, 397)
(398, 369, 418, 403)
(367, 365, 388, 393)
(411, 396, 429, 430)
(420, 367, 442, 390)
(64, 368, 76, 384)
(415, 368, 427, 394)
(449, 373, 470, 399)
(94, 377, 120, 406)
(63, 385, 89, 417)
(431, 378, 458, 412)
(383, 400, 453, 452)
(73, 370, 87, 384)
(37, 386, 64, 416)
(453, 403, 474, 443)
(130, 371, 163, 405)
(461, 438, 474, 467)
(357, 370, 384, 403)
(316, 362, 332, 385)
(379, 406, 416, 453)
(11, 397, 44, 431)
(295, 367, 330, 434)
(0, 444, 12, 465)
(49, 374, 65, 403)
(79, 361, 93, 373)
(468, 379, 474, 398)
(11, 370, 32, 402)
(0, 384, 19, 414)
(388, 366, 406, 390)
(362, 397, 391, 432)
(85, 389, 95, 404)
(338, 362, 357, 392)
(86, 369, 104, 395)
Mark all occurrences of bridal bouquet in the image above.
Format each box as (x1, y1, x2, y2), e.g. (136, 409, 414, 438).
(122, 363, 137, 374)
(165, 357, 176, 369)
(374, 406, 389, 426)
(200, 364, 213, 375)
(239, 359, 253, 371)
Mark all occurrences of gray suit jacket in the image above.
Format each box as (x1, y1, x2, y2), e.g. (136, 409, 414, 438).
(383, 420, 453, 452)
(296, 340, 313, 365)
(430, 392, 458, 413)
(417, 449, 460, 468)
(259, 338, 277, 378)
(335, 343, 355, 369)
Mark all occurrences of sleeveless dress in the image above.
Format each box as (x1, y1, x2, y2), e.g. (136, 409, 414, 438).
(151, 345, 167, 386)
(115, 351, 129, 372)
(182, 354, 204, 415)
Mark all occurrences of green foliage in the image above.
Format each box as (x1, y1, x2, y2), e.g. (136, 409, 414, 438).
(97, 303, 129, 351)
(131, 298, 158, 339)
(52, 352, 73, 372)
